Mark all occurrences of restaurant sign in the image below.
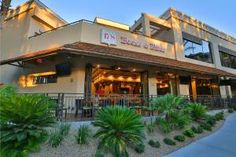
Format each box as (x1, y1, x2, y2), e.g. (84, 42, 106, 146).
(101, 29, 117, 45)
(120, 36, 165, 53)
(100, 29, 165, 53)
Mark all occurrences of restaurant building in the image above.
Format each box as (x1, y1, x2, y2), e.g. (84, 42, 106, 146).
(1, 0, 236, 103)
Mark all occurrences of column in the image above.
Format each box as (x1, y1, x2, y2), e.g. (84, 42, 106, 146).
(141, 71, 149, 96)
(148, 72, 157, 96)
(191, 79, 197, 101)
(84, 63, 92, 97)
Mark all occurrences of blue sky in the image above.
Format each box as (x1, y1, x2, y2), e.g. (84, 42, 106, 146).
(11, 0, 236, 37)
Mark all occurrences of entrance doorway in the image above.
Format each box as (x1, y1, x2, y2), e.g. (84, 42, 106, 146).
(91, 67, 141, 96)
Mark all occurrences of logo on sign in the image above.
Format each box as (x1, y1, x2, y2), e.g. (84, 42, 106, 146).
(101, 29, 117, 45)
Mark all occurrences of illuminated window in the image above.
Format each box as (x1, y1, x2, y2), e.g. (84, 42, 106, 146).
(18, 72, 57, 87)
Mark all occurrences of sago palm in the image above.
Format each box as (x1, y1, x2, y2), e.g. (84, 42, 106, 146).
(0, 86, 56, 157)
(93, 106, 145, 157)
(152, 94, 184, 118)
(188, 103, 207, 121)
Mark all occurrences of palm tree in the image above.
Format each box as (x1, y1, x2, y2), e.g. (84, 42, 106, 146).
(93, 106, 145, 157)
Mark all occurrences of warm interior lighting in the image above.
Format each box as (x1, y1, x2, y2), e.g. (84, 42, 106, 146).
(132, 68, 136, 72)
(108, 75, 114, 80)
(18, 71, 56, 88)
(30, 71, 56, 77)
(159, 83, 169, 88)
(95, 17, 129, 30)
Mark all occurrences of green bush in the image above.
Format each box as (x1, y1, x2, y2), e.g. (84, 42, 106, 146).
(93, 106, 145, 157)
(168, 111, 192, 129)
(228, 108, 234, 113)
(146, 122, 155, 133)
(158, 110, 191, 133)
(95, 149, 104, 157)
(174, 135, 185, 142)
(228, 104, 236, 111)
(48, 129, 63, 148)
(48, 123, 71, 148)
(152, 94, 185, 114)
(0, 86, 56, 157)
(214, 112, 224, 121)
(148, 140, 160, 148)
(159, 118, 171, 133)
(187, 103, 207, 121)
(205, 115, 216, 127)
(134, 143, 145, 153)
(191, 126, 203, 134)
(76, 125, 91, 144)
(153, 95, 191, 133)
(59, 123, 71, 136)
(200, 123, 212, 131)
(183, 129, 195, 137)
(163, 138, 176, 146)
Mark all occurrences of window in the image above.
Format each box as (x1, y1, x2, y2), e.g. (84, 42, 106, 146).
(220, 51, 236, 69)
(33, 75, 57, 84)
(183, 39, 213, 63)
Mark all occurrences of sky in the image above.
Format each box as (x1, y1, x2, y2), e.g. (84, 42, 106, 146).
(11, 0, 236, 37)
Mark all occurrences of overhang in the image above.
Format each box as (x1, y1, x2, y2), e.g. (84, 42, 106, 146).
(1, 42, 235, 78)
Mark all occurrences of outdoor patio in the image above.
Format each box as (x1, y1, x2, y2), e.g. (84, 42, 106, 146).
(40, 93, 236, 121)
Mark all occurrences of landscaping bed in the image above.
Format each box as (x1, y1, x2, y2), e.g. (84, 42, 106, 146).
(30, 111, 229, 157)
(1, 87, 233, 157)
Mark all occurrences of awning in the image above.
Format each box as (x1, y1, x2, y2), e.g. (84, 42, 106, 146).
(1, 42, 235, 78)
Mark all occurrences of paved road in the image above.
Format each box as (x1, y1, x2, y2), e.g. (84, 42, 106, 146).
(166, 113, 236, 157)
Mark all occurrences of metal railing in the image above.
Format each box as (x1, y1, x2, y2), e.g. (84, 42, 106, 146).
(38, 93, 236, 121)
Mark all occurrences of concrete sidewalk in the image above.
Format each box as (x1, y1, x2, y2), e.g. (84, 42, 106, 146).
(166, 113, 236, 157)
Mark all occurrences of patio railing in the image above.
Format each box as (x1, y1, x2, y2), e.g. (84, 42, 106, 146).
(31, 93, 236, 121)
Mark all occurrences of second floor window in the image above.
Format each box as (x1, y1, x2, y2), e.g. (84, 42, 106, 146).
(183, 39, 213, 63)
(220, 51, 236, 69)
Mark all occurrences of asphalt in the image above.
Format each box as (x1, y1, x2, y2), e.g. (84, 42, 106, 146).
(166, 113, 236, 157)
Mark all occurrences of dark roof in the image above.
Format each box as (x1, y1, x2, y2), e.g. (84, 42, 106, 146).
(1, 42, 235, 77)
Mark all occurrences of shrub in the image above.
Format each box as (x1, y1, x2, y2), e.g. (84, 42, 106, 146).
(168, 111, 192, 129)
(228, 108, 234, 113)
(146, 122, 155, 133)
(153, 95, 191, 133)
(0, 86, 56, 157)
(188, 103, 207, 121)
(200, 123, 212, 131)
(163, 138, 176, 146)
(148, 140, 160, 148)
(76, 125, 91, 144)
(59, 123, 71, 136)
(229, 104, 236, 111)
(204, 115, 216, 127)
(152, 94, 185, 114)
(134, 143, 145, 153)
(93, 106, 145, 157)
(214, 112, 224, 121)
(191, 126, 203, 134)
(48, 129, 63, 147)
(159, 118, 171, 133)
(183, 129, 195, 137)
(95, 149, 104, 157)
(48, 123, 71, 148)
(174, 135, 185, 142)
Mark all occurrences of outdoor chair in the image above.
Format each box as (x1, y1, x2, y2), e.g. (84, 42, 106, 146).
(75, 99, 83, 117)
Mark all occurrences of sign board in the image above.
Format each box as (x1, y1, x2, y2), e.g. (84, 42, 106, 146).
(100, 29, 117, 45)
(100, 29, 165, 53)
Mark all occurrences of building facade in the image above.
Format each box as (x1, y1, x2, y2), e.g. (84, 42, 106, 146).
(1, 0, 236, 100)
